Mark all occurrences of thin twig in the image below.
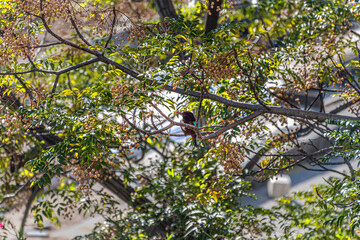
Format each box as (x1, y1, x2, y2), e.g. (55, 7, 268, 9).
(33, 31, 48, 61)
(0, 175, 37, 205)
(33, 41, 63, 48)
(260, 16, 274, 48)
(344, 158, 355, 180)
(14, 75, 38, 104)
(202, 111, 263, 140)
(350, 29, 360, 38)
(0, 58, 100, 76)
(51, 74, 60, 94)
(104, 7, 117, 49)
(67, 1, 92, 47)
(122, 113, 175, 136)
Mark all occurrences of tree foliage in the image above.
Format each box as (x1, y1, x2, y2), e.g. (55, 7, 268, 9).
(0, 0, 360, 239)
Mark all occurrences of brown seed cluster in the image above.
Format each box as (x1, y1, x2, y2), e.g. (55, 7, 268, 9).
(0, 0, 75, 65)
(204, 52, 239, 85)
(128, 25, 148, 46)
(17, 0, 71, 19)
(111, 81, 135, 105)
(0, 23, 37, 66)
(205, 118, 259, 174)
(202, 112, 305, 179)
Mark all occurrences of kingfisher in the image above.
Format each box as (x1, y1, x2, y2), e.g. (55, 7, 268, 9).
(175, 111, 198, 147)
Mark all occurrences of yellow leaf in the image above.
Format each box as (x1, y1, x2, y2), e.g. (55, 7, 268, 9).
(263, 18, 272, 25)
(61, 89, 73, 96)
(177, 35, 187, 41)
(91, 92, 98, 98)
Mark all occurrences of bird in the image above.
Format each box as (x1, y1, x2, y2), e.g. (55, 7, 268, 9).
(175, 111, 198, 147)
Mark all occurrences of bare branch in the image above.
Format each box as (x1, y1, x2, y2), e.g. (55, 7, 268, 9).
(260, 16, 274, 48)
(69, 17, 92, 47)
(51, 74, 60, 94)
(38, 14, 97, 55)
(21, 186, 41, 232)
(14, 75, 38, 104)
(104, 7, 117, 49)
(122, 114, 147, 134)
(122, 113, 175, 136)
(103, 55, 360, 122)
(33, 41, 63, 49)
(344, 158, 355, 180)
(0, 58, 100, 76)
(351, 29, 360, 38)
(202, 111, 263, 140)
(0, 176, 37, 205)
(33, 32, 48, 61)
(297, 163, 348, 177)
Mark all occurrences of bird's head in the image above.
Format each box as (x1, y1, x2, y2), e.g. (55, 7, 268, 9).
(175, 111, 196, 124)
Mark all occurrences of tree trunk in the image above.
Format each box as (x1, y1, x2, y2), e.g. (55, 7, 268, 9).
(204, 0, 223, 34)
(153, 0, 178, 22)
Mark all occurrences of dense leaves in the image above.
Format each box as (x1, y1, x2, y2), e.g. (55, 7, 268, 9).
(0, 0, 360, 239)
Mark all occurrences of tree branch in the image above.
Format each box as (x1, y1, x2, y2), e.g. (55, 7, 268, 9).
(69, 16, 92, 47)
(104, 7, 117, 49)
(14, 75, 38, 105)
(33, 41, 63, 49)
(97, 56, 359, 122)
(202, 111, 263, 140)
(4, 15, 358, 125)
(20, 186, 41, 234)
(0, 58, 100, 76)
(0, 175, 37, 205)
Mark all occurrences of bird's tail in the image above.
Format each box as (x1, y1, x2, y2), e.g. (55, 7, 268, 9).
(191, 134, 198, 147)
